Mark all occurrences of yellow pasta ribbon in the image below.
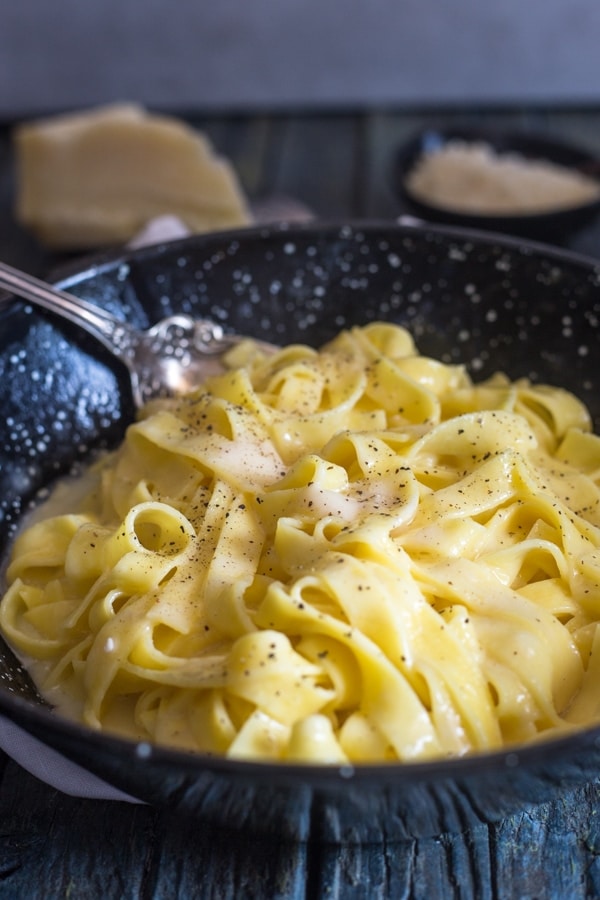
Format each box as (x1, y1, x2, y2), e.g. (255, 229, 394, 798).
(2, 322, 600, 763)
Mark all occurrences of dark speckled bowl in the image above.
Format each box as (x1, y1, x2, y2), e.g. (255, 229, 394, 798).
(2, 221, 600, 843)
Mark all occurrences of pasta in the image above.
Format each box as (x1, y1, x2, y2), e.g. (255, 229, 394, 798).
(2, 322, 600, 764)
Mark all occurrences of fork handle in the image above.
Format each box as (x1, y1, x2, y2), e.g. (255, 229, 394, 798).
(0, 261, 138, 363)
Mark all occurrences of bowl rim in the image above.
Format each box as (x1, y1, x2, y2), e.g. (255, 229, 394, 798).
(45, 215, 600, 289)
(3, 668, 600, 788)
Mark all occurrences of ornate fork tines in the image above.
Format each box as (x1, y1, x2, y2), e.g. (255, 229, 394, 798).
(0, 261, 275, 409)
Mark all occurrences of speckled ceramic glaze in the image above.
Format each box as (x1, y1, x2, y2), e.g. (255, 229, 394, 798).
(2, 220, 600, 842)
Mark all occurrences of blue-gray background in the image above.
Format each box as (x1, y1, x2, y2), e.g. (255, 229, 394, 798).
(1, 1, 599, 117)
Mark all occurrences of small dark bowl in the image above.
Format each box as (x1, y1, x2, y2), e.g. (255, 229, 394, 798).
(395, 126, 600, 240)
(2, 220, 600, 843)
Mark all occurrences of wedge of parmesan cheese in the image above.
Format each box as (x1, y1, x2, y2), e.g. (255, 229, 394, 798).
(14, 103, 252, 249)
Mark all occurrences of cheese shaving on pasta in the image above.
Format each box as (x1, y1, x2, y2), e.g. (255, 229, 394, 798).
(2, 322, 600, 764)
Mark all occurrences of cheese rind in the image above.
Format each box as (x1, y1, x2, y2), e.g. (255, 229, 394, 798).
(14, 103, 252, 249)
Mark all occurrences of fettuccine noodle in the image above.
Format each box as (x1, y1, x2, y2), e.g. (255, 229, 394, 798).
(2, 322, 600, 764)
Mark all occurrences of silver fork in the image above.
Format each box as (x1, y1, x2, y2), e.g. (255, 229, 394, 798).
(0, 261, 275, 408)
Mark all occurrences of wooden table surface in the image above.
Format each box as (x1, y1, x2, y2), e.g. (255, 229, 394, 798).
(3, 106, 600, 899)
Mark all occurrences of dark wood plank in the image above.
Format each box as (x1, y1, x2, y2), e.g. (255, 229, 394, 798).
(303, 783, 600, 899)
(146, 816, 309, 900)
(3, 750, 600, 899)
(263, 113, 361, 218)
(362, 109, 434, 220)
(0, 760, 310, 900)
(535, 108, 600, 155)
(0, 761, 156, 899)
(189, 113, 276, 199)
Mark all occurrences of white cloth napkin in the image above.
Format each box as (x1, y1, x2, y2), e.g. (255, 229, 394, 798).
(0, 202, 313, 800)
